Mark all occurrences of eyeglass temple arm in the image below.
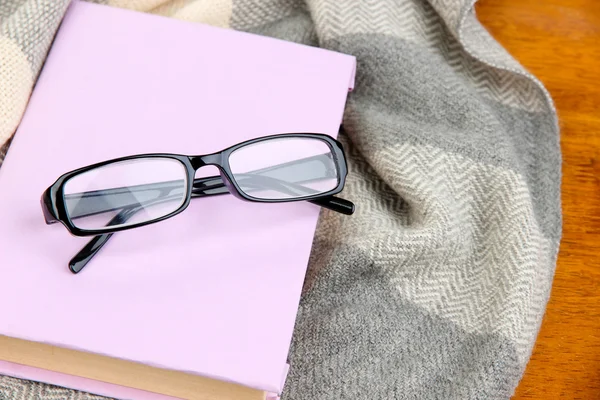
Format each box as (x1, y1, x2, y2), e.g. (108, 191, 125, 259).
(56, 174, 353, 223)
(59, 172, 355, 221)
(68, 195, 353, 274)
(191, 176, 354, 215)
(308, 195, 354, 215)
(69, 191, 188, 273)
(69, 207, 136, 273)
(68, 177, 354, 274)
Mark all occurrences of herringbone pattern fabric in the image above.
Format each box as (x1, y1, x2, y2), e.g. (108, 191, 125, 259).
(0, 0, 560, 399)
(307, 0, 548, 111)
(0, 376, 107, 400)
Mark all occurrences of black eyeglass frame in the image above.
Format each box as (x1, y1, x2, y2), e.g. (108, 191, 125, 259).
(41, 133, 351, 237)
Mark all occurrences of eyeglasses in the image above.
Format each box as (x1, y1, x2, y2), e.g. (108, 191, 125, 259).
(41, 133, 354, 274)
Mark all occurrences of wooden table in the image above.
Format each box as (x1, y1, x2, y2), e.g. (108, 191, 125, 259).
(475, 0, 600, 398)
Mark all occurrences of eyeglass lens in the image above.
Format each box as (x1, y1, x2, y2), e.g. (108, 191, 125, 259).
(228, 137, 339, 200)
(63, 158, 188, 231)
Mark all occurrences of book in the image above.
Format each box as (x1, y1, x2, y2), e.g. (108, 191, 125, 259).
(0, 1, 356, 399)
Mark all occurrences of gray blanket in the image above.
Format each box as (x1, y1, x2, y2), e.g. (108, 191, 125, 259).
(0, 0, 561, 399)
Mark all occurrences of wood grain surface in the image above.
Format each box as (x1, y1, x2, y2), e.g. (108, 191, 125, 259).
(474, 0, 600, 398)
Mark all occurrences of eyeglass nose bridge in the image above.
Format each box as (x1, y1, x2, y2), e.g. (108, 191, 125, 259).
(188, 153, 245, 200)
(189, 153, 222, 170)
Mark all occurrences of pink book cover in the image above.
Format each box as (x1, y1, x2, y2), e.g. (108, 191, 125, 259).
(0, 1, 355, 399)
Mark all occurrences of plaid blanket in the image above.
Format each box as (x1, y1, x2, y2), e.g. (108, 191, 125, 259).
(0, 0, 561, 399)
